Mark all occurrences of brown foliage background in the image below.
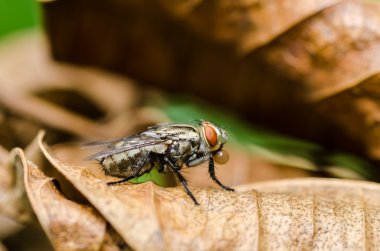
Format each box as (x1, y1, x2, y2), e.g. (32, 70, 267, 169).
(43, 0, 380, 161)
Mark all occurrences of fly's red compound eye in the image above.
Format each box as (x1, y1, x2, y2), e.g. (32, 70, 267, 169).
(204, 125, 218, 147)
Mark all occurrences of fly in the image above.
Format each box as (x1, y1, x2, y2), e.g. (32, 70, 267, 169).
(86, 120, 234, 205)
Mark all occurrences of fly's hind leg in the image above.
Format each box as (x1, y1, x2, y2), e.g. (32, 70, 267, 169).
(107, 174, 138, 186)
(208, 156, 235, 192)
(107, 153, 151, 186)
(164, 157, 199, 205)
(155, 155, 166, 173)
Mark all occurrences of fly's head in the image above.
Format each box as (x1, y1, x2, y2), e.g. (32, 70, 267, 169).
(199, 121, 230, 165)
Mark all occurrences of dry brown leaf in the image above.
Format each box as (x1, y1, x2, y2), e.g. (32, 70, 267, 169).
(0, 146, 24, 239)
(0, 148, 33, 224)
(21, 150, 106, 251)
(259, 1, 380, 158)
(159, 0, 341, 53)
(16, 144, 129, 251)
(38, 131, 380, 250)
(0, 242, 6, 251)
(263, 1, 380, 101)
(239, 178, 380, 250)
(0, 142, 44, 242)
(316, 74, 380, 159)
(0, 147, 11, 190)
(41, 0, 380, 162)
(0, 145, 8, 162)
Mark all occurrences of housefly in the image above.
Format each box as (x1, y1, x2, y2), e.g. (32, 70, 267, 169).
(86, 120, 234, 205)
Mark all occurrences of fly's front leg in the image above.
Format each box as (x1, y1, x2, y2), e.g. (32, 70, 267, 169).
(164, 156, 199, 205)
(208, 156, 235, 192)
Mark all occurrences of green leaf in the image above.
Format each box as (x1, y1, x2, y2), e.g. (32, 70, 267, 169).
(0, 0, 41, 38)
(128, 168, 174, 187)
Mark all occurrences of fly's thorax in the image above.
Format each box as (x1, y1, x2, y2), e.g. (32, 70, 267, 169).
(142, 125, 200, 142)
(165, 139, 196, 167)
(144, 144, 168, 154)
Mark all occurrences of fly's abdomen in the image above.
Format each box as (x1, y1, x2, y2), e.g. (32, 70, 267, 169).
(100, 149, 153, 177)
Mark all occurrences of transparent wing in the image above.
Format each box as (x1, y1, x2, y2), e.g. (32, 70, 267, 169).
(86, 136, 170, 160)
(147, 122, 198, 130)
(86, 122, 197, 161)
(82, 138, 127, 147)
(84, 122, 194, 147)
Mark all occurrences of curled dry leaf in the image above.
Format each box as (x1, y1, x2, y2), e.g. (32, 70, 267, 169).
(0, 242, 6, 251)
(21, 150, 105, 251)
(42, 0, 380, 161)
(0, 146, 23, 239)
(0, 148, 33, 224)
(18, 144, 129, 251)
(38, 132, 380, 250)
(0, 145, 8, 162)
(0, 147, 11, 190)
(159, 0, 341, 53)
(263, 1, 380, 101)
(260, 0, 380, 159)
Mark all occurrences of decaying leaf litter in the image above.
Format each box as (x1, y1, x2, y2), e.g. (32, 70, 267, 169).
(10, 131, 380, 250)
(2, 0, 380, 250)
(21, 146, 129, 251)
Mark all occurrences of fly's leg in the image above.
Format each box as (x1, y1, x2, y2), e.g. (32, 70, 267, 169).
(208, 156, 235, 192)
(107, 153, 151, 186)
(107, 174, 138, 186)
(155, 155, 166, 173)
(176, 171, 199, 206)
(164, 157, 199, 205)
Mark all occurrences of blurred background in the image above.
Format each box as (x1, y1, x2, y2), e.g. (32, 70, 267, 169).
(1, 0, 379, 183)
(2, 0, 380, 250)
(0, 0, 40, 37)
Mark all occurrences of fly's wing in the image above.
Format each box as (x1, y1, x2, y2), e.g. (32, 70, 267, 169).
(82, 138, 126, 147)
(85, 122, 195, 147)
(147, 122, 199, 131)
(82, 133, 147, 147)
(86, 135, 170, 161)
(144, 123, 199, 140)
(86, 123, 198, 161)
